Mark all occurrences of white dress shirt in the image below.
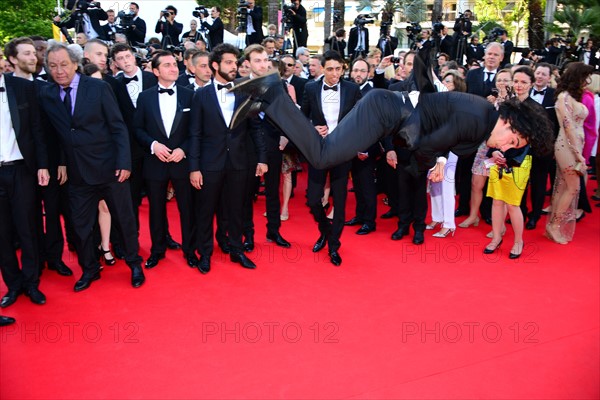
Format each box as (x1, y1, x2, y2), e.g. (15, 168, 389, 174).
(158, 83, 177, 138)
(0, 75, 25, 163)
(321, 82, 341, 132)
(213, 79, 235, 128)
(123, 67, 143, 107)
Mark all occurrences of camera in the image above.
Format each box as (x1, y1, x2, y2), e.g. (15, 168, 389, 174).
(490, 88, 499, 98)
(391, 56, 400, 64)
(117, 10, 135, 29)
(192, 6, 208, 19)
(236, 1, 250, 32)
(161, 9, 173, 17)
(432, 18, 444, 34)
(166, 44, 185, 54)
(77, 1, 100, 11)
(354, 15, 374, 27)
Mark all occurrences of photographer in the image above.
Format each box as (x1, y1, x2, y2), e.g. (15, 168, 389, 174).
(325, 29, 347, 57)
(348, 15, 370, 61)
(100, 9, 119, 42)
(542, 38, 563, 66)
(466, 36, 484, 62)
(498, 29, 513, 68)
(287, 0, 308, 53)
(376, 30, 398, 57)
(125, 2, 146, 46)
(54, 0, 108, 40)
(154, 5, 183, 49)
(452, 9, 472, 62)
(201, 7, 224, 49)
(577, 38, 598, 68)
(245, 0, 265, 46)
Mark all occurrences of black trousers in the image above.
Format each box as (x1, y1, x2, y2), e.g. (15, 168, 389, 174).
(396, 160, 428, 233)
(307, 162, 351, 252)
(146, 175, 195, 255)
(69, 180, 142, 274)
(351, 156, 378, 227)
(37, 173, 67, 265)
(525, 154, 553, 220)
(264, 150, 283, 235)
(196, 169, 249, 256)
(0, 164, 40, 291)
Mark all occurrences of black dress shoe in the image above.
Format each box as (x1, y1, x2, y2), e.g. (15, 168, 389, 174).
(483, 239, 503, 254)
(344, 217, 362, 226)
(591, 194, 600, 201)
(47, 260, 73, 276)
(484, 217, 492, 225)
(112, 244, 126, 259)
(166, 235, 181, 250)
(230, 252, 257, 269)
(312, 234, 327, 252)
(454, 209, 469, 217)
(243, 237, 255, 252)
(525, 218, 538, 230)
(380, 210, 396, 219)
(356, 224, 375, 235)
(197, 255, 211, 274)
(130, 265, 145, 288)
(412, 231, 425, 245)
(329, 250, 342, 266)
(391, 226, 410, 241)
(0, 290, 23, 308)
(74, 272, 101, 292)
(145, 253, 165, 269)
(266, 232, 291, 248)
(25, 287, 46, 305)
(185, 253, 199, 268)
(0, 315, 16, 327)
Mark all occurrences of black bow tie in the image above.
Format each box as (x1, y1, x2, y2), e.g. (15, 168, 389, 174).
(123, 75, 138, 84)
(533, 89, 546, 96)
(217, 83, 233, 91)
(158, 87, 174, 95)
(323, 84, 338, 91)
(186, 73, 195, 79)
(0, 87, 5, 93)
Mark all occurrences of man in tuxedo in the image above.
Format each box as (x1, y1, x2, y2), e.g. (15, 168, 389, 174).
(280, 54, 307, 105)
(245, 0, 264, 46)
(452, 9, 472, 62)
(155, 5, 183, 49)
(376, 31, 398, 58)
(0, 73, 50, 308)
(201, 7, 224, 50)
(134, 51, 197, 269)
(301, 51, 362, 266)
(189, 44, 268, 273)
(524, 63, 558, 230)
(100, 9, 119, 42)
(5, 37, 72, 278)
(439, 26, 453, 57)
(296, 47, 310, 78)
(188, 51, 212, 91)
(125, 2, 146, 46)
(345, 58, 380, 235)
(456, 42, 503, 221)
(53, 0, 108, 40)
(288, 0, 308, 53)
(348, 17, 370, 61)
(40, 43, 145, 291)
(175, 48, 200, 87)
(499, 30, 514, 68)
(466, 36, 484, 63)
(308, 55, 324, 81)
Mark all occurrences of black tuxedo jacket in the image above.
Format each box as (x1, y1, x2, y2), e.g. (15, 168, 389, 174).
(58, 8, 107, 36)
(531, 87, 559, 137)
(202, 17, 224, 49)
(189, 82, 267, 172)
(348, 26, 369, 58)
(501, 40, 514, 67)
(2, 74, 47, 173)
(440, 35, 454, 56)
(246, 6, 264, 45)
(289, 75, 307, 105)
(301, 79, 362, 129)
(100, 22, 119, 41)
(38, 74, 130, 185)
(127, 16, 146, 45)
(155, 19, 183, 47)
(175, 72, 195, 88)
(466, 67, 496, 97)
(134, 86, 194, 180)
(377, 36, 398, 57)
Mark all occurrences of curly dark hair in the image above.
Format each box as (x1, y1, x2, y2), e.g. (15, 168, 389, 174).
(498, 97, 554, 156)
(209, 43, 240, 73)
(556, 62, 594, 102)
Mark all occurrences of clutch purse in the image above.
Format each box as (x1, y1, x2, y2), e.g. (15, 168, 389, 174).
(573, 162, 585, 176)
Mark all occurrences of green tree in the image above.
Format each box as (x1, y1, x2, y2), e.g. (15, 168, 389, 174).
(528, 0, 545, 50)
(0, 0, 57, 44)
(553, 0, 600, 38)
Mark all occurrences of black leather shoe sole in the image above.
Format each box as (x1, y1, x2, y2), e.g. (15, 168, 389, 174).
(48, 261, 73, 276)
(145, 253, 165, 269)
(74, 272, 101, 292)
(0, 290, 23, 308)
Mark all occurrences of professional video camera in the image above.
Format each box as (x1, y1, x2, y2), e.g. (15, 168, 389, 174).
(236, 1, 250, 33)
(483, 27, 504, 44)
(406, 21, 422, 42)
(282, 3, 296, 29)
(117, 10, 135, 30)
(354, 15, 374, 28)
(77, 0, 101, 11)
(166, 44, 185, 55)
(192, 5, 209, 19)
(432, 17, 444, 34)
(333, 10, 342, 24)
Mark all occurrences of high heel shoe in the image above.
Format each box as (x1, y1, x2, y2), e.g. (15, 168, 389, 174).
(426, 221, 442, 230)
(432, 228, 455, 238)
(280, 213, 289, 221)
(509, 242, 524, 259)
(483, 239, 503, 254)
(544, 226, 567, 245)
(99, 247, 116, 266)
(486, 227, 507, 238)
(458, 216, 480, 228)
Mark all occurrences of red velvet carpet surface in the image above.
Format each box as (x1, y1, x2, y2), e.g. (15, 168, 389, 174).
(1, 175, 599, 399)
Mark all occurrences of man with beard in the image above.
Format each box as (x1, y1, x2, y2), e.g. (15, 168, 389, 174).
(189, 44, 267, 273)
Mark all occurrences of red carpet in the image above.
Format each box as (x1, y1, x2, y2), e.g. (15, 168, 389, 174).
(1, 173, 599, 399)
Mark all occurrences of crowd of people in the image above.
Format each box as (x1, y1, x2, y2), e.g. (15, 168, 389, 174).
(0, 3, 599, 328)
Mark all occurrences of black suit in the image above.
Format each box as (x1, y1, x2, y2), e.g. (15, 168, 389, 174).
(189, 83, 266, 257)
(289, 4, 308, 52)
(127, 16, 146, 45)
(377, 36, 398, 57)
(38, 74, 142, 275)
(56, 8, 107, 38)
(202, 17, 224, 49)
(288, 75, 307, 105)
(246, 6, 264, 45)
(0, 74, 47, 292)
(155, 19, 183, 48)
(501, 40, 514, 68)
(348, 26, 369, 60)
(175, 71, 195, 88)
(466, 42, 484, 62)
(439, 35, 454, 57)
(100, 22, 120, 41)
(302, 79, 362, 252)
(134, 85, 196, 256)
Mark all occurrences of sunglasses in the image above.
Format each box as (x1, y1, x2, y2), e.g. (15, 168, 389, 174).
(285, 63, 294, 67)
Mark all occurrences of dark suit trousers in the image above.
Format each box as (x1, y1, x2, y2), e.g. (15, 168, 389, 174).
(37, 175, 65, 265)
(525, 154, 553, 220)
(396, 162, 428, 233)
(307, 162, 351, 252)
(0, 164, 40, 291)
(196, 169, 249, 256)
(456, 153, 475, 212)
(351, 156, 377, 227)
(146, 175, 195, 255)
(264, 150, 283, 235)
(69, 181, 142, 274)
(242, 171, 258, 240)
